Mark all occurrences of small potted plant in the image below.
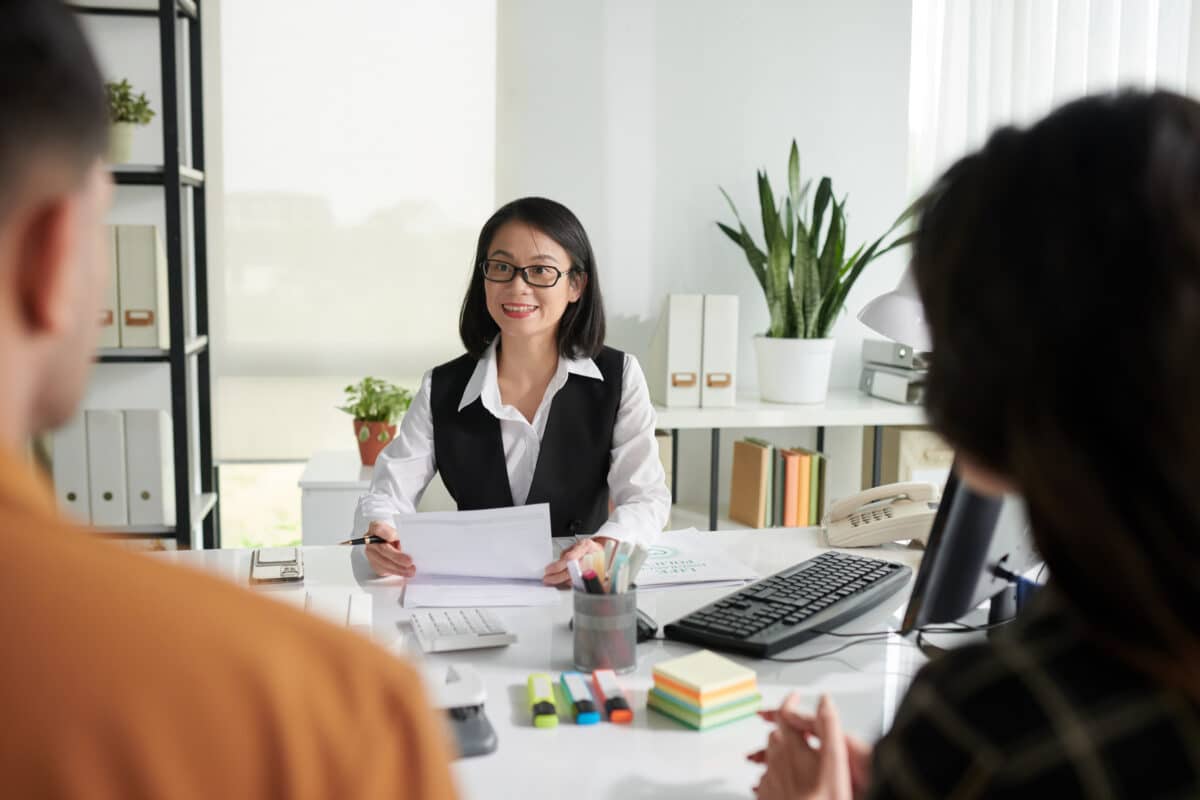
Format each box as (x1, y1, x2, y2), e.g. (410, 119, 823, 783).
(718, 140, 915, 403)
(105, 78, 154, 164)
(339, 377, 413, 466)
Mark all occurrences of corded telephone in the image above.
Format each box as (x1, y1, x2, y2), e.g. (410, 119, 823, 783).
(822, 481, 941, 547)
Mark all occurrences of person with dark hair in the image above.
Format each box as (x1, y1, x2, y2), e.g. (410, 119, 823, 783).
(0, 2, 457, 796)
(357, 197, 670, 584)
(749, 91, 1200, 798)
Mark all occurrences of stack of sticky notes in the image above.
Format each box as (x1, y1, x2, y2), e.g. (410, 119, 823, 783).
(647, 649, 761, 730)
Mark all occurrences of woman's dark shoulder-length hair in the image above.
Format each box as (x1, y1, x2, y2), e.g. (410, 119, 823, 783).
(459, 197, 606, 359)
(912, 90, 1200, 696)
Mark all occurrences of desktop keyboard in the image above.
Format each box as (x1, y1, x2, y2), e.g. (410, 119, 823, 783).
(663, 551, 912, 657)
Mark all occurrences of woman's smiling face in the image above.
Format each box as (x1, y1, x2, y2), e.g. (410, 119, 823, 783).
(482, 220, 584, 344)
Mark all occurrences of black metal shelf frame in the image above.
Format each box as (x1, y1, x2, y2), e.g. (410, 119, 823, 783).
(75, 0, 217, 548)
(70, 2, 196, 20)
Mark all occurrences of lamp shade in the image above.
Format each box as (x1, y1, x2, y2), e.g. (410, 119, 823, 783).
(857, 268, 931, 351)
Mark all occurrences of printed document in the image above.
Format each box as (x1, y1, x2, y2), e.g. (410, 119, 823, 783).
(635, 528, 759, 591)
(403, 575, 560, 608)
(393, 504, 553, 580)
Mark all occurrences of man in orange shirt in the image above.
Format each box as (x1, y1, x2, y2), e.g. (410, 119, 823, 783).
(0, 3, 458, 797)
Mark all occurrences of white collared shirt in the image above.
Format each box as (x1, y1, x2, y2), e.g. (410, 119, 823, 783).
(355, 340, 671, 544)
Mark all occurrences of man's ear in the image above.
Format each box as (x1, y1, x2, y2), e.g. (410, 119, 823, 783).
(14, 195, 77, 336)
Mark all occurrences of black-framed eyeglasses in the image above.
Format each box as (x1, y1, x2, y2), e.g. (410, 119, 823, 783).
(479, 259, 579, 288)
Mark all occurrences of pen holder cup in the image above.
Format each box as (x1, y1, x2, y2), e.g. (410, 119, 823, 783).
(573, 587, 638, 674)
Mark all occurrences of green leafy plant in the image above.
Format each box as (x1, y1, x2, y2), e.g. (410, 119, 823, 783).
(338, 377, 412, 424)
(105, 79, 155, 125)
(718, 140, 916, 339)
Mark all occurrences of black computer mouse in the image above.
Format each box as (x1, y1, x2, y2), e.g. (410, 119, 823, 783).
(568, 609, 658, 642)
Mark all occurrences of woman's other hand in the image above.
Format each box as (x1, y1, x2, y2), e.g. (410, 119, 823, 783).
(542, 536, 611, 587)
(363, 521, 415, 578)
(747, 693, 870, 800)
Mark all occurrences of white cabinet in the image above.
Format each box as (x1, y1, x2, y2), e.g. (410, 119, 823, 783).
(298, 450, 455, 545)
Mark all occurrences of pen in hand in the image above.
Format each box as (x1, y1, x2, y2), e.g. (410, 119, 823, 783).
(338, 534, 391, 546)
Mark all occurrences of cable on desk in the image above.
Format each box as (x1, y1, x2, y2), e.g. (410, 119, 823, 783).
(763, 633, 897, 663)
(813, 627, 900, 638)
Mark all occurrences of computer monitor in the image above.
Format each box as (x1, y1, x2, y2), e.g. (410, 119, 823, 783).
(900, 465, 1041, 633)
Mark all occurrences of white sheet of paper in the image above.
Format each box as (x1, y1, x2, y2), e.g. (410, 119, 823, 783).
(394, 504, 552, 580)
(634, 528, 759, 588)
(403, 575, 560, 608)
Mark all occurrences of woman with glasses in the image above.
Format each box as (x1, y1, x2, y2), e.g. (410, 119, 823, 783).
(356, 197, 671, 585)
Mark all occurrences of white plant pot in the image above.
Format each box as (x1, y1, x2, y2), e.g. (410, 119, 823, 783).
(753, 335, 836, 404)
(108, 122, 135, 164)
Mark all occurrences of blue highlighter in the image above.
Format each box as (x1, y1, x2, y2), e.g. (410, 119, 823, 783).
(560, 672, 601, 725)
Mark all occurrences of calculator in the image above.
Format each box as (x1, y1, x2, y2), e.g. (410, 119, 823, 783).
(408, 608, 516, 653)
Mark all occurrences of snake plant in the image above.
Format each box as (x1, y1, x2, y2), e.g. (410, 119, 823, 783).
(718, 140, 916, 339)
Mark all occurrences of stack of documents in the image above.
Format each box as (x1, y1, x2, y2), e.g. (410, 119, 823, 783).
(648, 650, 761, 730)
(634, 529, 758, 591)
(394, 505, 560, 608)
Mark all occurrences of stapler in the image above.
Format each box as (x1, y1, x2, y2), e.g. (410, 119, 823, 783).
(424, 664, 497, 758)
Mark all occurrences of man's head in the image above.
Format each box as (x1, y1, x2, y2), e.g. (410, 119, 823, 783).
(0, 0, 111, 441)
(913, 91, 1200, 681)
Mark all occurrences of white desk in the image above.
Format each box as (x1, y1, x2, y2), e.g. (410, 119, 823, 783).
(162, 532, 926, 800)
(161, 530, 927, 800)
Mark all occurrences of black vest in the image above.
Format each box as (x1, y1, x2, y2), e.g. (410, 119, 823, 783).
(430, 346, 625, 538)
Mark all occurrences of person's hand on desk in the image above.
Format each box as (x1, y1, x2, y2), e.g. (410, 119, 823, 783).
(747, 693, 870, 800)
(363, 521, 416, 578)
(542, 536, 614, 587)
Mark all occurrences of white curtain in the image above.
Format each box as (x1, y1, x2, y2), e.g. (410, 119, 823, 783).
(909, 0, 1200, 192)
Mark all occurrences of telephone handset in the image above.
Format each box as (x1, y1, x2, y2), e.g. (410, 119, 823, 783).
(822, 481, 941, 548)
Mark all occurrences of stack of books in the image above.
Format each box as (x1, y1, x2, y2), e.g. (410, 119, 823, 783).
(859, 339, 930, 405)
(728, 438, 825, 528)
(647, 650, 761, 730)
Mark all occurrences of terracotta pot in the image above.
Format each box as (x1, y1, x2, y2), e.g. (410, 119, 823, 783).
(354, 420, 397, 466)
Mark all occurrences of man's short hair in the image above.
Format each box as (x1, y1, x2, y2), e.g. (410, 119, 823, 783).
(0, 0, 108, 211)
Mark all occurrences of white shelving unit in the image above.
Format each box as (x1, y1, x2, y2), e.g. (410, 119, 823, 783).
(656, 388, 925, 531)
(73, 1, 216, 548)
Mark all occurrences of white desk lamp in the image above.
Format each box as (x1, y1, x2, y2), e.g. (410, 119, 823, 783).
(857, 267, 931, 351)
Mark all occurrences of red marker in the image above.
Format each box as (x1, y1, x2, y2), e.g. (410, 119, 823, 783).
(582, 569, 604, 594)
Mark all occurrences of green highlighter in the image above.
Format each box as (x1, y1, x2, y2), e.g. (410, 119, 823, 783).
(527, 673, 558, 728)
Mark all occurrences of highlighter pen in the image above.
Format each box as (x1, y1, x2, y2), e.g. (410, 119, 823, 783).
(560, 672, 601, 725)
(591, 669, 633, 723)
(566, 559, 586, 592)
(582, 569, 604, 595)
(527, 673, 559, 728)
(603, 539, 617, 572)
(626, 543, 650, 584)
(591, 550, 608, 587)
(608, 553, 628, 594)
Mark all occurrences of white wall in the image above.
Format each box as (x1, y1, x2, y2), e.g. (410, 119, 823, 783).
(497, 0, 914, 510)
